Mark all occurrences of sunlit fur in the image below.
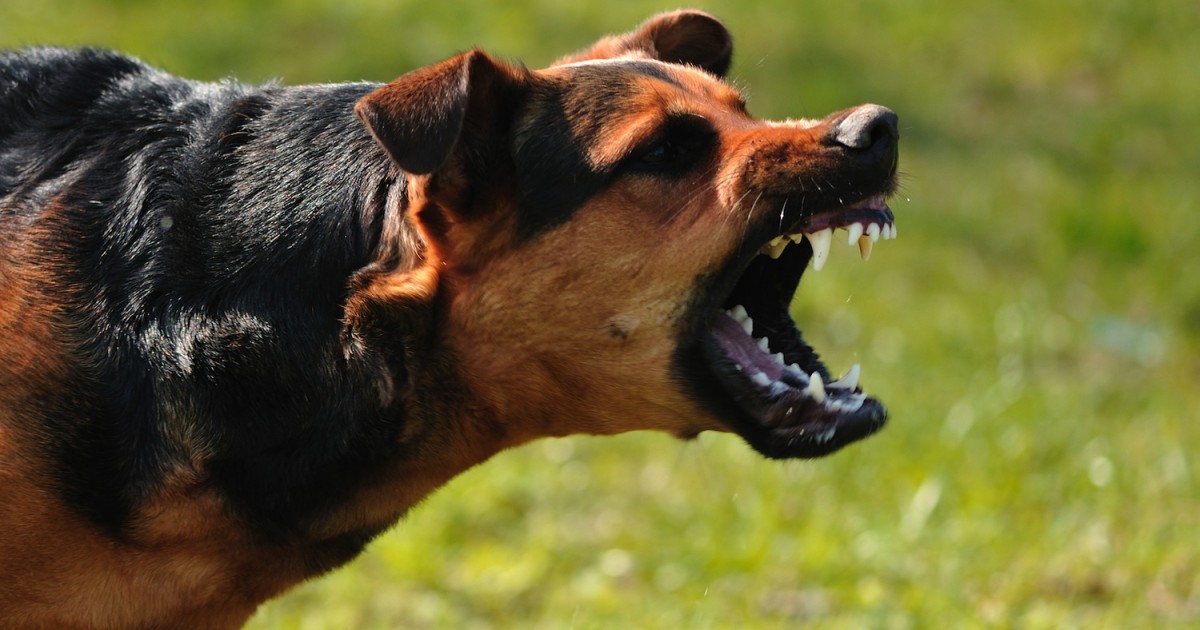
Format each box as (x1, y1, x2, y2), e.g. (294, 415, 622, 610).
(0, 11, 894, 628)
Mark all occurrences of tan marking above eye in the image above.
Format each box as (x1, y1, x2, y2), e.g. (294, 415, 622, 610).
(585, 108, 666, 167)
(539, 60, 750, 170)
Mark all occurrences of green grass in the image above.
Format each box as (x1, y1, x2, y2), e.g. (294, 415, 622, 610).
(4, 0, 1198, 627)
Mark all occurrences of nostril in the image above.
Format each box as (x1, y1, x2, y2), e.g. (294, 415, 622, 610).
(831, 104, 899, 150)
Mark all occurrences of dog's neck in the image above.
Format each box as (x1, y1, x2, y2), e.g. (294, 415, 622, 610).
(304, 338, 520, 541)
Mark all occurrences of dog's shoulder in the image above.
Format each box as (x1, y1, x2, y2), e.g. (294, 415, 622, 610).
(0, 47, 417, 540)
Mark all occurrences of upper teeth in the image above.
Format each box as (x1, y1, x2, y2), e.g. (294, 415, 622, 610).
(807, 228, 832, 271)
(760, 220, 894, 267)
(846, 223, 864, 244)
(757, 200, 896, 270)
(866, 223, 881, 241)
(764, 236, 789, 259)
(858, 235, 874, 261)
(759, 220, 895, 267)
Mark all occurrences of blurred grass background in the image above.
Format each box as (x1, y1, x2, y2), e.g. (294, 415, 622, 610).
(3, 0, 1198, 627)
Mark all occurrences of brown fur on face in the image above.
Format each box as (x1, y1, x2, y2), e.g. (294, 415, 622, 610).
(358, 52, 887, 447)
(0, 10, 898, 628)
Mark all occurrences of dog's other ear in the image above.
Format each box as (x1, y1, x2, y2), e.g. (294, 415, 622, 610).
(553, 10, 733, 77)
(355, 49, 524, 175)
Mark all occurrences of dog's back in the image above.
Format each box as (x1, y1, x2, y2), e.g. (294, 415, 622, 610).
(0, 48, 423, 625)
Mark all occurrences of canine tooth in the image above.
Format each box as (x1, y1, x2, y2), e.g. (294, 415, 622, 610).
(807, 228, 833, 271)
(756, 337, 770, 352)
(751, 372, 771, 387)
(832, 363, 861, 391)
(846, 223, 864, 246)
(857, 235, 873, 260)
(808, 372, 826, 403)
(867, 223, 881, 242)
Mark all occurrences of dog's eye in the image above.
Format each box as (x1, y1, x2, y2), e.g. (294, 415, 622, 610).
(636, 140, 679, 166)
(624, 117, 716, 174)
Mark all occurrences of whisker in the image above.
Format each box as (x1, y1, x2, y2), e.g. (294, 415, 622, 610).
(739, 191, 764, 252)
(720, 188, 757, 232)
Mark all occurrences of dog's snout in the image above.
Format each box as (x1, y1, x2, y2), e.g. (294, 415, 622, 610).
(830, 104, 898, 151)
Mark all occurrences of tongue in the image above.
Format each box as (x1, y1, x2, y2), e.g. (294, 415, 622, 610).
(712, 313, 785, 381)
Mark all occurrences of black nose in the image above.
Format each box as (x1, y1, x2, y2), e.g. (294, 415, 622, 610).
(830, 104, 899, 150)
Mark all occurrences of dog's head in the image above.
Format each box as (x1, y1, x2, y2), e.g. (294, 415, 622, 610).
(354, 10, 898, 459)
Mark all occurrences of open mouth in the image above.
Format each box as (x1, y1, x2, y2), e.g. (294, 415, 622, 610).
(700, 194, 895, 458)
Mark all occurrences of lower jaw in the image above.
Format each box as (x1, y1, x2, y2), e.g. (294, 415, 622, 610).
(719, 369, 887, 458)
(746, 398, 887, 458)
(701, 317, 887, 458)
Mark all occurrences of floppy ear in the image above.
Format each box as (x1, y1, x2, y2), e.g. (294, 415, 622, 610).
(553, 10, 733, 77)
(355, 49, 524, 175)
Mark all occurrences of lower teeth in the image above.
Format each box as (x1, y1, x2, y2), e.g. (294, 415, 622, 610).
(745, 366, 866, 410)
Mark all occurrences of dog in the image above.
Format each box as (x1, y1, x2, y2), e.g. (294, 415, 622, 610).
(0, 10, 899, 628)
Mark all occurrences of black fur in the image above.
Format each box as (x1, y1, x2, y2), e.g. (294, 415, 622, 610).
(512, 62, 684, 240)
(1, 48, 413, 539)
(512, 85, 614, 240)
